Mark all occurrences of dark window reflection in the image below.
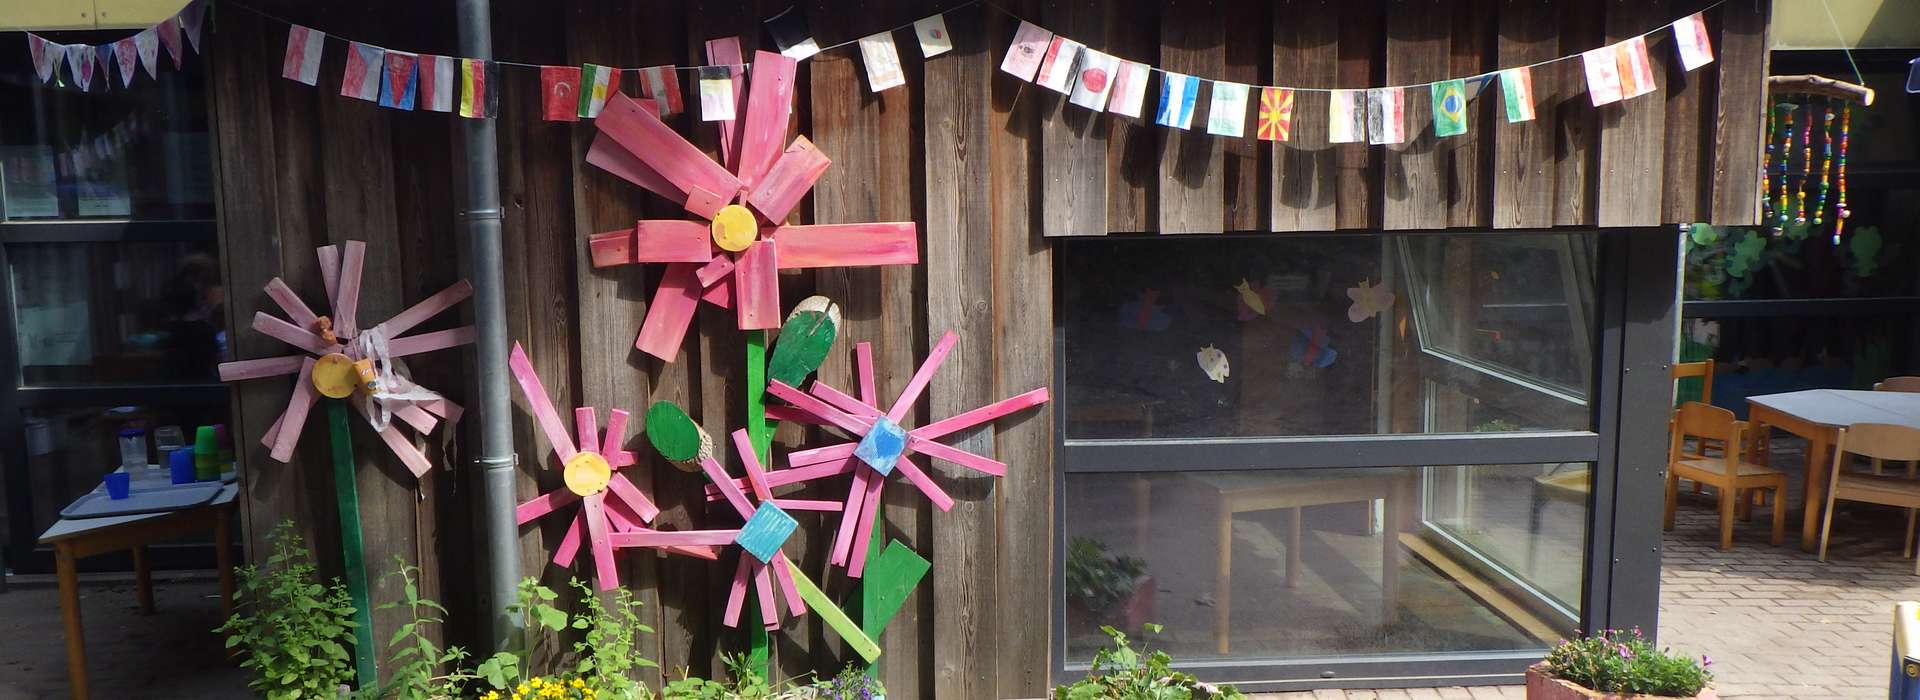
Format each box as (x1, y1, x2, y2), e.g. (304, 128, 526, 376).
(12, 242, 225, 385)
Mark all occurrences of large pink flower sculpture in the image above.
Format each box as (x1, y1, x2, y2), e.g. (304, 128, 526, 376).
(586, 48, 918, 362)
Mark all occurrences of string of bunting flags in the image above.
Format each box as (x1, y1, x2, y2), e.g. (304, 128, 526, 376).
(23, 0, 1728, 146)
(23, 0, 208, 92)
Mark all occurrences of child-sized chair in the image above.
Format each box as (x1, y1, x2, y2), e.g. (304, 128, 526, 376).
(1664, 401, 1789, 550)
(1818, 423, 1920, 574)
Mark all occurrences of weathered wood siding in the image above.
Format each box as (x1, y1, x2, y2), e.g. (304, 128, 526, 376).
(208, 0, 1767, 696)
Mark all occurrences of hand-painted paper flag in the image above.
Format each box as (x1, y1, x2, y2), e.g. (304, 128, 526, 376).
(180, 1, 207, 54)
(858, 32, 906, 92)
(1257, 87, 1293, 141)
(1107, 60, 1151, 118)
(28, 35, 59, 84)
(65, 44, 95, 91)
(1067, 49, 1119, 111)
(380, 51, 419, 110)
(1499, 68, 1535, 123)
(1155, 72, 1200, 130)
(540, 65, 581, 121)
(764, 6, 821, 60)
(1431, 79, 1468, 137)
(485, 61, 502, 117)
(1614, 36, 1657, 100)
(1207, 81, 1251, 138)
(1672, 12, 1714, 71)
(1000, 21, 1052, 82)
(698, 66, 736, 121)
(1582, 46, 1623, 106)
(1034, 36, 1084, 94)
(96, 45, 116, 89)
(157, 16, 184, 68)
(459, 58, 490, 118)
(113, 37, 138, 86)
(1909, 57, 1920, 94)
(135, 29, 160, 79)
(420, 55, 455, 112)
(578, 64, 615, 118)
(341, 42, 384, 102)
(639, 66, 683, 116)
(1328, 89, 1364, 143)
(282, 25, 324, 85)
(1367, 87, 1406, 145)
(913, 15, 953, 58)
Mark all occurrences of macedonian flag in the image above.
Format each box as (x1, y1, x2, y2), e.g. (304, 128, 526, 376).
(1257, 87, 1294, 142)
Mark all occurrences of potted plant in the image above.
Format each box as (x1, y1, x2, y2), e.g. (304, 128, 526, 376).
(1055, 624, 1244, 700)
(1528, 628, 1716, 700)
(1065, 537, 1154, 632)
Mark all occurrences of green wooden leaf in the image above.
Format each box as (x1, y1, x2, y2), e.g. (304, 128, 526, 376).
(768, 298, 840, 387)
(860, 539, 930, 642)
(645, 401, 708, 463)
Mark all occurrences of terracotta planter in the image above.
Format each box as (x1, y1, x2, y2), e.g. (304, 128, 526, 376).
(1525, 664, 1718, 700)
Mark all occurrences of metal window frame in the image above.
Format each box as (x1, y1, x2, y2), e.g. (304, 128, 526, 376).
(0, 219, 232, 573)
(1049, 228, 1678, 691)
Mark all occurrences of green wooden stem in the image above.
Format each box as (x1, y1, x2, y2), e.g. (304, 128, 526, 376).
(327, 401, 378, 689)
(745, 329, 773, 679)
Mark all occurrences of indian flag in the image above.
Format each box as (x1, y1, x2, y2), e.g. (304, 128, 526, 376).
(579, 63, 616, 119)
(1501, 68, 1535, 123)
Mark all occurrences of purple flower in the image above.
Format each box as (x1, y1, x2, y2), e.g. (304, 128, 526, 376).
(1616, 643, 1635, 659)
(1701, 654, 1713, 667)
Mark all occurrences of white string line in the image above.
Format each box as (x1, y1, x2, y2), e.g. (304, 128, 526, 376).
(1816, 0, 1867, 87)
(979, 0, 1728, 93)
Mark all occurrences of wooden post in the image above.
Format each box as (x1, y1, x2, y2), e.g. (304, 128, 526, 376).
(327, 401, 377, 688)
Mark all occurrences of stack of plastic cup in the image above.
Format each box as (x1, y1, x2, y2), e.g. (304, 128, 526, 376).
(194, 425, 220, 481)
(170, 448, 197, 485)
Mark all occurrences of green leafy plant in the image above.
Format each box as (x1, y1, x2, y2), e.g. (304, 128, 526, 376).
(474, 578, 571, 691)
(808, 665, 885, 700)
(566, 578, 659, 697)
(662, 653, 792, 699)
(1541, 628, 1712, 697)
(215, 521, 358, 700)
(1065, 537, 1148, 614)
(1054, 624, 1246, 700)
(363, 558, 475, 700)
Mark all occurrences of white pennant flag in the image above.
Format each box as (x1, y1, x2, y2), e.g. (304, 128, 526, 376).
(135, 29, 161, 79)
(1106, 60, 1152, 119)
(1034, 36, 1084, 94)
(913, 15, 953, 58)
(179, 1, 208, 54)
(858, 31, 905, 92)
(1206, 81, 1251, 138)
(1672, 12, 1714, 71)
(1067, 49, 1120, 112)
(27, 35, 61, 83)
(65, 44, 95, 90)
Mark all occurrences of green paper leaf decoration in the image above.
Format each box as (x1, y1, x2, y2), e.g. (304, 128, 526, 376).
(1850, 226, 1882, 278)
(644, 401, 709, 464)
(769, 296, 841, 387)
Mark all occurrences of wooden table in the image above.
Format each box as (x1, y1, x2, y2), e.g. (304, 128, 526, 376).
(37, 483, 238, 700)
(1745, 390, 1920, 552)
(1177, 469, 1406, 654)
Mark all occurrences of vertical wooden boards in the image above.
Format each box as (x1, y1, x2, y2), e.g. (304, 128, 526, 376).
(932, 4, 1001, 697)
(1492, 0, 1559, 228)
(1553, 0, 1602, 226)
(1596, 0, 1670, 227)
(1270, 0, 1339, 232)
(1710, 0, 1769, 226)
(807, 0, 925, 688)
(990, 4, 1055, 692)
(1106, 0, 1159, 232)
(1335, 0, 1381, 229)
(1445, 0, 1494, 228)
(1660, 0, 1718, 224)
(1382, 0, 1451, 230)
(1039, 0, 1109, 237)
(1221, 0, 1266, 230)
(1157, 0, 1224, 233)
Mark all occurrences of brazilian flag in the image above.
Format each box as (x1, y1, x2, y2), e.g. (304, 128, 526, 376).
(1432, 79, 1468, 137)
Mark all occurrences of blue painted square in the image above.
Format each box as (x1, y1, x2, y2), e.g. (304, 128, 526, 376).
(734, 501, 797, 563)
(853, 417, 909, 476)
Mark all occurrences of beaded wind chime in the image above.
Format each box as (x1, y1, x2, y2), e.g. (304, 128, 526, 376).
(1761, 75, 1869, 245)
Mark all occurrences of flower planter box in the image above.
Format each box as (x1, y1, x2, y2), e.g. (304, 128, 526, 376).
(1525, 664, 1718, 700)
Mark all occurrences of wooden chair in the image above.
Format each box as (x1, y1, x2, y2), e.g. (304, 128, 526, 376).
(1817, 424, 1920, 573)
(1876, 376, 1920, 393)
(1664, 402, 1789, 549)
(1672, 360, 1719, 495)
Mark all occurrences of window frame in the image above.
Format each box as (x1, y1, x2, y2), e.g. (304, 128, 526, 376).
(1050, 228, 1677, 691)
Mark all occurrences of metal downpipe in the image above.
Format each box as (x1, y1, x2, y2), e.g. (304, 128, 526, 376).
(453, 0, 521, 652)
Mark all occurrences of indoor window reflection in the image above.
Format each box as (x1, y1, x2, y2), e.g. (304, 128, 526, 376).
(11, 242, 226, 385)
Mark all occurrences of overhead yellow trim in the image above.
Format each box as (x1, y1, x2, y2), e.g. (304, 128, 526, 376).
(1771, 0, 1920, 50)
(2, 0, 186, 32)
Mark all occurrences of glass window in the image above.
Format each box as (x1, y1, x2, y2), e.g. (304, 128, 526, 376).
(10, 241, 227, 386)
(1, 31, 215, 221)
(1063, 463, 1585, 662)
(20, 403, 231, 538)
(1060, 233, 1595, 439)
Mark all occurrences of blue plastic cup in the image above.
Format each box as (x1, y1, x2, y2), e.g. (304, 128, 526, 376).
(169, 449, 196, 485)
(104, 472, 131, 500)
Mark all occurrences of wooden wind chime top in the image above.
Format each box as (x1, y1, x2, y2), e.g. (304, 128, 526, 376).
(1762, 74, 1870, 244)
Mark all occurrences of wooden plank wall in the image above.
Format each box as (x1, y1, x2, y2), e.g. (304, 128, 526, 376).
(208, 0, 1767, 695)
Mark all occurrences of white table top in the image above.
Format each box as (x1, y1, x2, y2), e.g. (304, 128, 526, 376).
(1748, 389, 1920, 430)
(39, 481, 238, 544)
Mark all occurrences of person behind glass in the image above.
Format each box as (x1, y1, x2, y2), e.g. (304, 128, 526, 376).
(161, 252, 225, 380)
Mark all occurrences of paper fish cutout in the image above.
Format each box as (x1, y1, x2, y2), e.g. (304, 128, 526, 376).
(1234, 279, 1270, 319)
(1291, 326, 1337, 369)
(1118, 289, 1170, 331)
(1346, 279, 1394, 323)
(1197, 345, 1230, 383)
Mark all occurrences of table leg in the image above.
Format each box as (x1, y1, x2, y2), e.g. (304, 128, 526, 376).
(56, 542, 87, 700)
(215, 509, 234, 619)
(1284, 508, 1301, 589)
(1215, 505, 1231, 655)
(131, 545, 154, 615)
(1801, 432, 1831, 552)
(1382, 493, 1400, 627)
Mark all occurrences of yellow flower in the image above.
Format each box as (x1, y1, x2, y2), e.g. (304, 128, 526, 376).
(510, 694, 522, 700)
(481, 692, 499, 700)
(517, 682, 531, 693)
(570, 678, 586, 689)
